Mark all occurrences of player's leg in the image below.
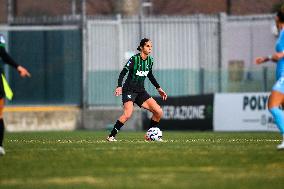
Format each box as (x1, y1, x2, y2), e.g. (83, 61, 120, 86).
(0, 98, 5, 155)
(141, 97, 163, 129)
(141, 97, 163, 141)
(107, 101, 134, 141)
(268, 90, 284, 149)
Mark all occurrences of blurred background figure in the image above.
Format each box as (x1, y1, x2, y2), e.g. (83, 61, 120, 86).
(0, 34, 30, 155)
(255, 5, 284, 149)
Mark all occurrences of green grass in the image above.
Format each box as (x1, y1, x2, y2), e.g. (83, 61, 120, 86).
(0, 131, 284, 189)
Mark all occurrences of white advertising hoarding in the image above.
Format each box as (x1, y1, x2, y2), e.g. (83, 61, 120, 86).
(214, 93, 278, 131)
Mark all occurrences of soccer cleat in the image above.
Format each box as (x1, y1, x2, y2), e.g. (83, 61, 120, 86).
(0, 146, 5, 156)
(106, 136, 117, 142)
(277, 142, 284, 150)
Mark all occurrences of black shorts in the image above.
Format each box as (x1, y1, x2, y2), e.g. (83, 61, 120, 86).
(122, 88, 151, 107)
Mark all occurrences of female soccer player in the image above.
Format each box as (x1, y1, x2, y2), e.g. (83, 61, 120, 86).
(255, 9, 284, 149)
(107, 38, 167, 141)
(0, 34, 31, 155)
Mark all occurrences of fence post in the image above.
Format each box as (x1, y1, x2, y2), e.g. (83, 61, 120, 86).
(263, 66, 268, 91)
(199, 67, 204, 94)
(117, 14, 123, 70)
(7, 0, 14, 24)
(218, 12, 227, 93)
(139, 0, 143, 40)
(197, 14, 204, 94)
(81, 0, 88, 109)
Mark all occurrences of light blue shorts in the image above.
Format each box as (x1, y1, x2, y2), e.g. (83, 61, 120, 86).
(272, 77, 284, 94)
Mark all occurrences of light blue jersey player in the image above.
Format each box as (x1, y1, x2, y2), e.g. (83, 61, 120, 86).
(255, 9, 284, 150)
(272, 28, 284, 92)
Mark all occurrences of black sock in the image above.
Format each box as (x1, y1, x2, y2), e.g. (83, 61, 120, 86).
(0, 118, 4, 147)
(109, 120, 124, 137)
(149, 119, 159, 129)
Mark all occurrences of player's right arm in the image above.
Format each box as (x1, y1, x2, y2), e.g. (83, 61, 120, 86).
(255, 53, 282, 64)
(255, 54, 284, 64)
(256, 31, 284, 64)
(0, 46, 31, 77)
(0, 46, 19, 69)
(115, 57, 134, 96)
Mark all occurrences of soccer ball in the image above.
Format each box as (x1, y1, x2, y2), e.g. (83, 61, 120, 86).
(145, 127, 163, 141)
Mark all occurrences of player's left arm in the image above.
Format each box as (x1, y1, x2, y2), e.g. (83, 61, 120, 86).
(147, 70, 167, 101)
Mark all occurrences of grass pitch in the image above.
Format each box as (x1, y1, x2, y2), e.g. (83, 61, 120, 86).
(0, 131, 284, 189)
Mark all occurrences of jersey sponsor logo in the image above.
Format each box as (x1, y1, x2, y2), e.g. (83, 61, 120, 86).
(136, 70, 149, 77)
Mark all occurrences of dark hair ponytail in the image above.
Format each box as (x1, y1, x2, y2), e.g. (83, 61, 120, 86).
(137, 38, 150, 51)
(277, 4, 284, 22)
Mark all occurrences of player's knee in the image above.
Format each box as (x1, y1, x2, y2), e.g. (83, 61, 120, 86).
(155, 107, 163, 119)
(123, 111, 133, 120)
(268, 103, 278, 110)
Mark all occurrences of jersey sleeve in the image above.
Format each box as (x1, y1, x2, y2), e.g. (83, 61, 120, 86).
(117, 57, 134, 87)
(147, 57, 160, 89)
(123, 57, 134, 71)
(278, 31, 284, 52)
(148, 70, 160, 89)
(0, 46, 19, 69)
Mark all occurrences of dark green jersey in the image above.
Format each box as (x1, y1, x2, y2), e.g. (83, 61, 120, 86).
(117, 53, 160, 91)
